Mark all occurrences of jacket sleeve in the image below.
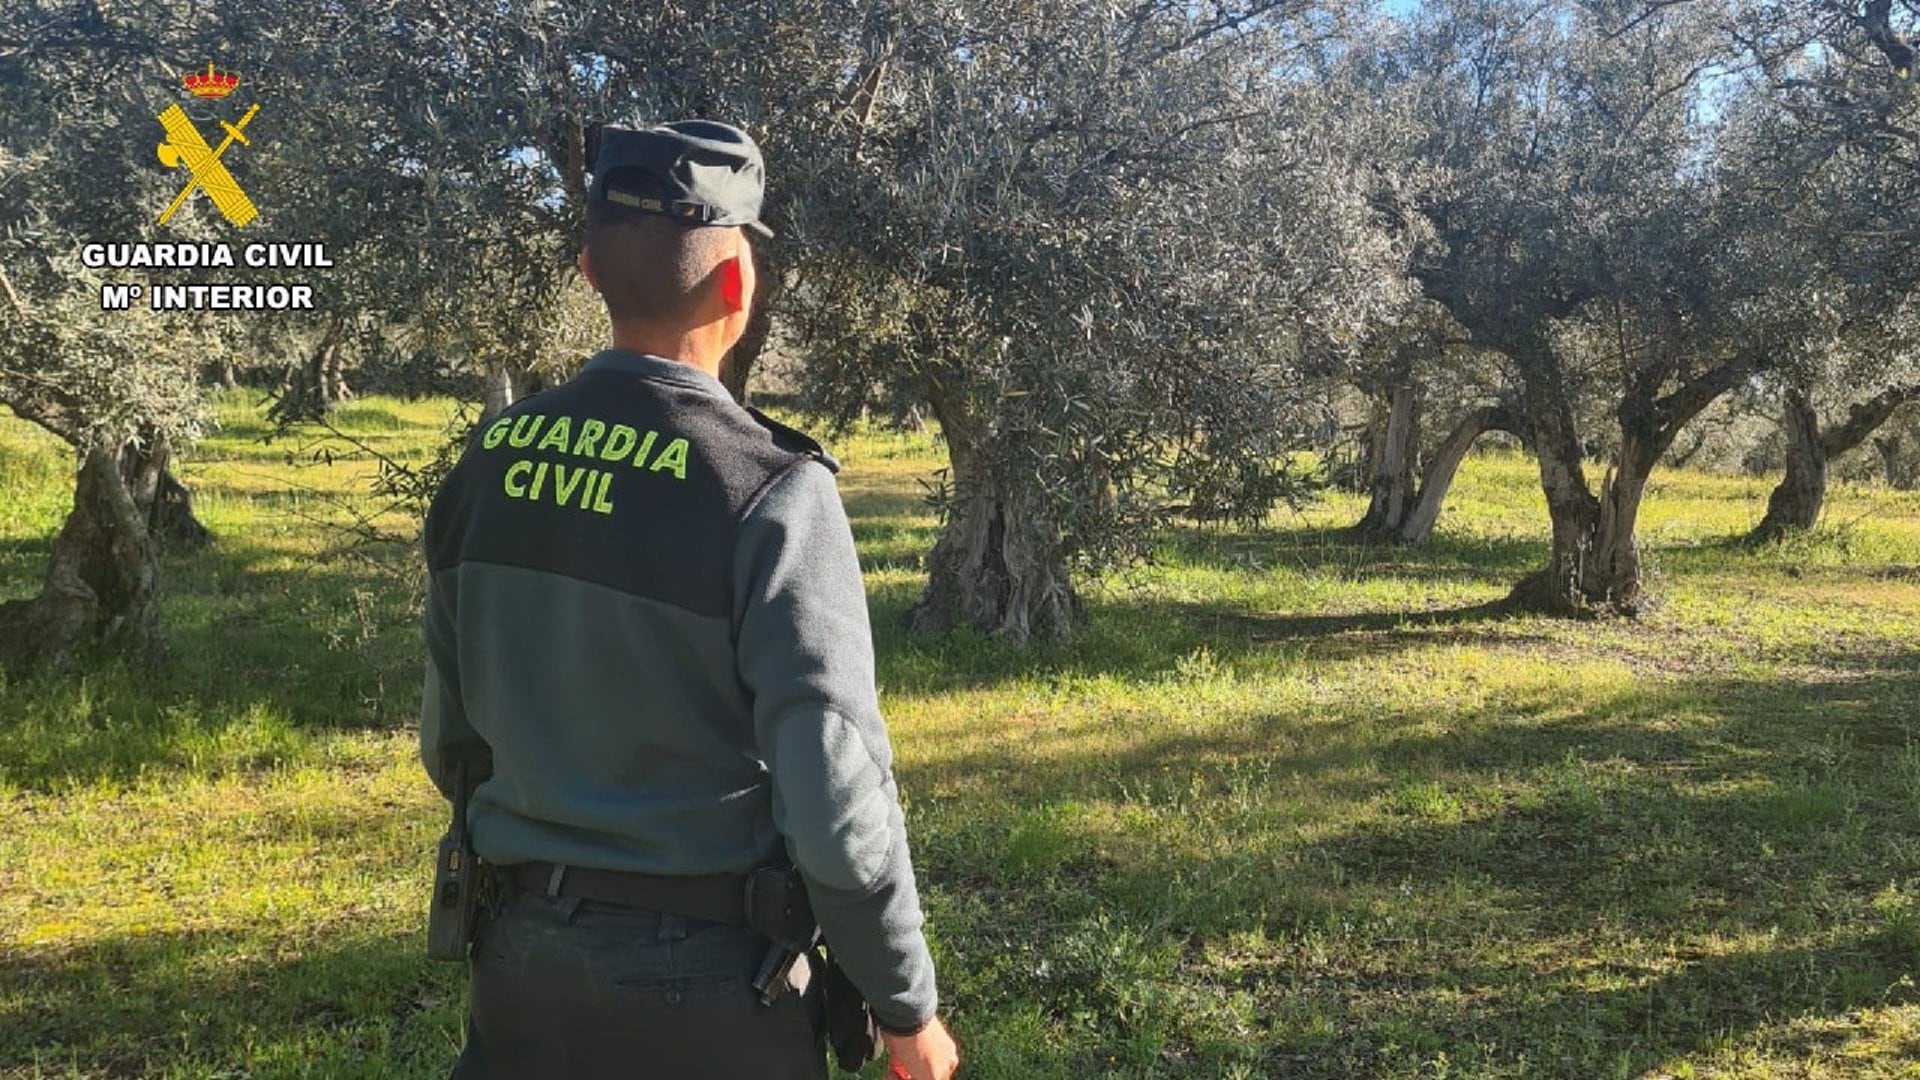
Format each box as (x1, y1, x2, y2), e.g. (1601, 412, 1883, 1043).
(419, 565, 482, 800)
(419, 431, 501, 800)
(731, 459, 940, 1034)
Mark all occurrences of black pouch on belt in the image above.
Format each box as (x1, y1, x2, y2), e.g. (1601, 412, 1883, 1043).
(745, 867, 820, 1005)
(821, 950, 883, 1072)
(744, 866, 814, 947)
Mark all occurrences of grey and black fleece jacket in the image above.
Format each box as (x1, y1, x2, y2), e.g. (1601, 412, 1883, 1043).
(419, 348, 938, 1033)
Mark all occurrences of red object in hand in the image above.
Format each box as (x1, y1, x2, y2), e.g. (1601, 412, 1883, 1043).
(890, 1064, 912, 1080)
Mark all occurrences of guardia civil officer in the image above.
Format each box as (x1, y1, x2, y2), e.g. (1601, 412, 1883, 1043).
(420, 119, 959, 1080)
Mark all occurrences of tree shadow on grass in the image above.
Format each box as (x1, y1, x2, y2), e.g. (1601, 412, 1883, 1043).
(870, 585, 1533, 698)
(1242, 933, 1920, 1078)
(841, 486, 932, 525)
(323, 403, 413, 432)
(851, 494, 1551, 698)
(849, 519, 935, 573)
(906, 643, 1746, 816)
(843, 485, 939, 573)
(1162, 523, 1543, 588)
(1151, 594, 1527, 646)
(917, 651, 1920, 842)
(1234, 759, 1920, 1076)
(0, 534, 425, 791)
(907, 659, 1920, 1077)
(0, 927, 463, 1078)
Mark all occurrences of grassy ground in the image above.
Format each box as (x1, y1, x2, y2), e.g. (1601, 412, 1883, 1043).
(2, 393, 1919, 1078)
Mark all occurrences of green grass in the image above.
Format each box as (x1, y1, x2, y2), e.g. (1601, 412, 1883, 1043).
(4, 395, 1920, 1077)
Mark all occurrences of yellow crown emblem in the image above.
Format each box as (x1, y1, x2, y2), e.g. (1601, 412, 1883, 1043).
(182, 62, 240, 99)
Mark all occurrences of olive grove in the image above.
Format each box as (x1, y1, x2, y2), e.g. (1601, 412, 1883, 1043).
(6, 0, 1919, 660)
(1384, 0, 1917, 612)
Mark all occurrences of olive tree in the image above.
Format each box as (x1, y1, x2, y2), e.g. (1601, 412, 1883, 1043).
(1345, 301, 1521, 544)
(1732, 0, 1920, 538)
(782, 1, 1421, 642)
(244, 1, 1425, 645)
(0, 2, 240, 669)
(256, 0, 896, 424)
(1869, 408, 1920, 487)
(1749, 313, 1920, 540)
(1392, 0, 1813, 613)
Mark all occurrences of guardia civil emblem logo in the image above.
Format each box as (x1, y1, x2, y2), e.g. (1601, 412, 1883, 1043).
(155, 62, 261, 227)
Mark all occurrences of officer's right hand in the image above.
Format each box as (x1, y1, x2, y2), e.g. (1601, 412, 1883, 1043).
(882, 1015, 959, 1080)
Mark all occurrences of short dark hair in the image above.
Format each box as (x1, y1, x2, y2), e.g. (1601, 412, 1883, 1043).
(585, 187, 743, 325)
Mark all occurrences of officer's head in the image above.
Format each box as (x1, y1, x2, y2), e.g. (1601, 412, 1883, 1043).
(577, 120, 772, 356)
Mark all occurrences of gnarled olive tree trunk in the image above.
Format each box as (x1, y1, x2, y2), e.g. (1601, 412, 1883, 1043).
(1876, 432, 1917, 490)
(271, 323, 352, 423)
(1750, 382, 1919, 542)
(481, 365, 515, 420)
(1750, 386, 1827, 541)
(906, 391, 1077, 644)
(1351, 383, 1417, 539)
(0, 446, 160, 671)
(1395, 404, 1517, 544)
(1351, 385, 1514, 545)
(509, 364, 550, 401)
(1507, 342, 1753, 615)
(481, 364, 555, 420)
(122, 430, 210, 548)
(1511, 394, 1655, 614)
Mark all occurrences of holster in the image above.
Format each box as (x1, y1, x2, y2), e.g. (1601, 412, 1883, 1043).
(741, 868, 883, 1072)
(744, 866, 819, 1005)
(426, 753, 492, 962)
(743, 866, 815, 947)
(821, 950, 883, 1072)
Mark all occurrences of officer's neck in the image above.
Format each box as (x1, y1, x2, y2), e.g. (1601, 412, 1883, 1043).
(607, 322, 727, 383)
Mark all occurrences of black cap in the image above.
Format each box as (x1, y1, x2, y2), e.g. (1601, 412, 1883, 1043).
(587, 120, 772, 238)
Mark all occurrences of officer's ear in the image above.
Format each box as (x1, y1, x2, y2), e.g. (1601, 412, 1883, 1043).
(577, 249, 600, 294)
(717, 255, 745, 313)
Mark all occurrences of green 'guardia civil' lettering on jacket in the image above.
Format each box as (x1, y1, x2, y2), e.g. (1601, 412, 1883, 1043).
(420, 349, 937, 1033)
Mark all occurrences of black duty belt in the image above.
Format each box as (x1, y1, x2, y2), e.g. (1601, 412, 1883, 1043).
(506, 861, 748, 925)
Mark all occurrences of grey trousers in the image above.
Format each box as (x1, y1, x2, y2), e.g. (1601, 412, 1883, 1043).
(451, 889, 828, 1079)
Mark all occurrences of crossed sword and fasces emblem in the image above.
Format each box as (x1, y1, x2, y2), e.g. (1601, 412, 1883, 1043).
(156, 103, 260, 227)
